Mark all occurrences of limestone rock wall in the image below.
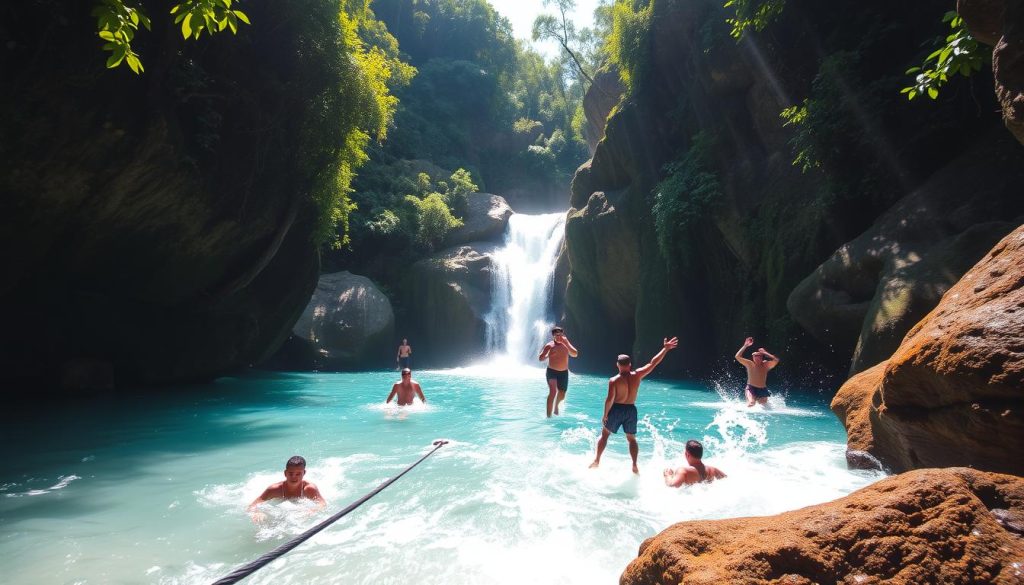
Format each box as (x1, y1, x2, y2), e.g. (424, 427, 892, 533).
(832, 225, 1024, 475)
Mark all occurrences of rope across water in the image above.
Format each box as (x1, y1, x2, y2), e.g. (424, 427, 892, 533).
(210, 440, 450, 585)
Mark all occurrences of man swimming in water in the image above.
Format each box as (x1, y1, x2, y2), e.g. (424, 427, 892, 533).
(589, 336, 678, 474)
(735, 337, 779, 407)
(538, 326, 579, 417)
(386, 368, 426, 405)
(663, 440, 727, 487)
(247, 455, 326, 523)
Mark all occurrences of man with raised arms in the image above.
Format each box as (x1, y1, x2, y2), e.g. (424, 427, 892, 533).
(247, 455, 327, 523)
(589, 336, 679, 474)
(538, 326, 579, 417)
(735, 337, 780, 407)
(386, 368, 426, 405)
(663, 439, 727, 487)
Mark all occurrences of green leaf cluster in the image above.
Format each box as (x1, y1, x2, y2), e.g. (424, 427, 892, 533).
(723, 0, 785, 40)
(93, 0, 251, 73)
(606, 0, 654, 91)
(901, 11, 987, 101)
(404, 192, 464, 250)
(652, 132, 723, 263)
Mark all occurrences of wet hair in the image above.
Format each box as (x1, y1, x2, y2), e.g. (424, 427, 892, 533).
(401, 368, 411, 376)
(286, 455, 306, 468)
(685, 440, 703, 459)
(551, 326, 563, 334)
(616, 354, 631, 365)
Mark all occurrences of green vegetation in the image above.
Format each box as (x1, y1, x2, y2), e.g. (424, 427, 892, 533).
(93, 0, 250, 73)
(723, 0, 784, 39)
(652, 132, 722, 263)
(336, 0, 590, 280)
(902, 11, 987, 101)
(606, 0, 653, 91)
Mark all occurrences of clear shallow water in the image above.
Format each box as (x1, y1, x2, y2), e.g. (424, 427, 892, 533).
(0, 367, 884, 584)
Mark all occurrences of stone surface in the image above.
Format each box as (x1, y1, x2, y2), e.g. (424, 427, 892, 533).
(289, 272, 395, 369)
(445, 193, 513, 246)
(961, 0, 1024, 145)
(404, 243, 498, 366)
(787, 135, 1024, 375)
(621, 468, 1024, 585)
(582, 65, 625, 154)
(832, 225, 1024, 475)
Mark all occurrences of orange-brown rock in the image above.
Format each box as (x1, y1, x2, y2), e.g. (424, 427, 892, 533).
(621, 468, 1024, 585)
(960, 0, 1024, 145)
(832, 225, 1024, 474)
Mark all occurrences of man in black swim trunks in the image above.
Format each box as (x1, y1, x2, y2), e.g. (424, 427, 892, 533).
(538, 326, 579, 417)
(735, 337, 780, 407)
(589, 336, 678, 474)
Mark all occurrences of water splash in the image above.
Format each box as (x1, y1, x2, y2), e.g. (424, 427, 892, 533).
(485, 213, 566, 363)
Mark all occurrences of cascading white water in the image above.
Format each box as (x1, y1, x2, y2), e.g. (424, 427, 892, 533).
(485, 212, 567, 363)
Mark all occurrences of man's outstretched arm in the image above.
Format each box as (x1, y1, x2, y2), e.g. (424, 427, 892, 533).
(735, 337, 754, 366)
(637, 337, 679, 378)
(386, 385, 398, 403)
(415, 383, 426, 403)
(663, 467, 686, 487)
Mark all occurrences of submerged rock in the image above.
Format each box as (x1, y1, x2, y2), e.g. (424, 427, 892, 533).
(832, 225, 1024, 475)
(621, 468, 1024, 585)
(287, 272, 395, 369)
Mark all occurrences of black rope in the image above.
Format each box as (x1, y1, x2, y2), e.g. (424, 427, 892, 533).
(210, 440, 450, 585)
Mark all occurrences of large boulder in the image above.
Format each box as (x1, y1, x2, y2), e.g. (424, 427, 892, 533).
(582, 66, 625, 154)
(960, 0, 1024, 145)
(404, 243, 498, 366)
(832, 225, 1024, 475)
(287, 272, 395, 369)
(622, 468, 1024, 585)
(787, 135, 1024, 375)
(445, 193, 513, 246)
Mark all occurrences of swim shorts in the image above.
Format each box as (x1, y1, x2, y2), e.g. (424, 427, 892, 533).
(746, 384, 770, 399)
(546, 367, 568, 392)
(399, 356, 410, 369)
(604, 403, 638, 434)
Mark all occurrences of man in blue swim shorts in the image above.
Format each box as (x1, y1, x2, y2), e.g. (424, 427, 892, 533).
(589, 336, 678, 474)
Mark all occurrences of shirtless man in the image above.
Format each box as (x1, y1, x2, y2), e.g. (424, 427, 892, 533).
(589, 337, 678, 474)
(247, 455, 327, 522)
(538, 326, 579, 417)
(386, 368, 426, 405)
(735, 337, 779, 407)
(396, 338, 412, 370)
(663, 440, 727, 487)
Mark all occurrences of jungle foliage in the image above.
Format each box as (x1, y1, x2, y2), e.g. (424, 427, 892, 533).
(335, 0, 591, 279)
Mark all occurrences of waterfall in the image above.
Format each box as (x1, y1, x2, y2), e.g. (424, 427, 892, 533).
(485, 212, 567, 364)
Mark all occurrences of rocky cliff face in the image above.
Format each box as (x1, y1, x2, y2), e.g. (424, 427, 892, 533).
(0, 2, 344, 390)
(622, 468, 1024, 585)
(832, 225, 1024, 475)
(960, 0, 1024, 145)
(560, 0, 1024, 377)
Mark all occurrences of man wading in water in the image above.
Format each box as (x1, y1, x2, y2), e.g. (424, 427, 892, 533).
(735, 337, 779, 407)
(538, 326, 579, 417)
(247, 456, 326, 523)
(590, 337, 679, 474)
(386, 368, 426, 405)
(663, 439, 727, 487)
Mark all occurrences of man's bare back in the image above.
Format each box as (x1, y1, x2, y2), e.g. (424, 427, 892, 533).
(607, 371, 642, 404)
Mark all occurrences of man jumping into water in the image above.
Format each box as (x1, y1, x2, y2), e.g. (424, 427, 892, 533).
(538, 326, 579, 417)
(735, 337, 779, 407)
(247, 455, 326, 523)
(663, 440, 727, 487)
(386, 368, 426, 405)
(589, 336, 678, 474)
